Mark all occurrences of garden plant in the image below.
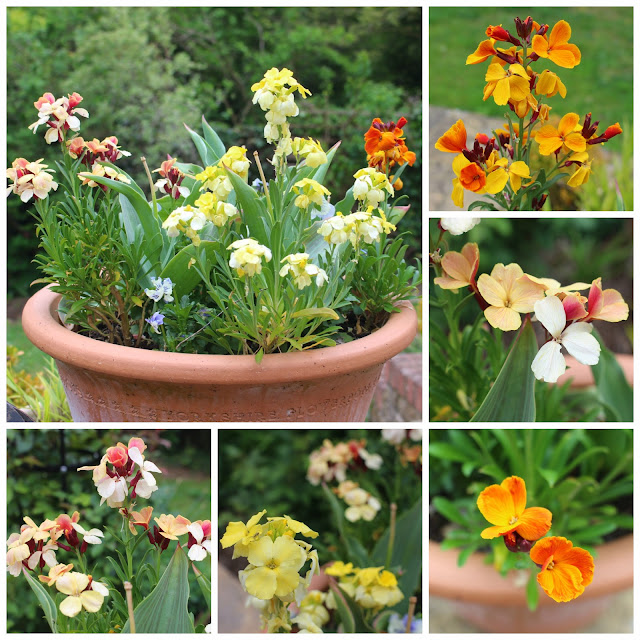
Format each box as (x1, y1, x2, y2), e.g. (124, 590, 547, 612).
(6, 434, 211, 633)
(430, 428, 632, 611)
(8, 68, 420, 360)
(429, 218, 632, 422)
(434, 15, 624, 210)
(219, 429, 422, 633)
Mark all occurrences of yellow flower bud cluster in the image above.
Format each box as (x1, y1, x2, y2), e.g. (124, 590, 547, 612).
(352, 167, 394, 209)
(291, 590, 330, 633)
(325, 563, 403, 610)
(318, 209, 396, 248)
(292, 178, 331, 211)
(291, 137, 328, 169)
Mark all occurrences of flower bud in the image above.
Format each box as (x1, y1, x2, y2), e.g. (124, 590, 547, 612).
(603, 123, 623, 140)
(515, 16, 533, 39)
(106, 446, 128, 468)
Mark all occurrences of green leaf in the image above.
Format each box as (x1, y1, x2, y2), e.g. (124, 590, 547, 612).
(526, 570, 540, 611)
(538, 467, 560, 488)
(330, 584, 373, 632)
(200, 116, 226, 160)
(591, 332, 633, 422)
(370, 498, 422, 611)
(23, 568, 58, 633)
(468, 200, 498, 211)
(160, 241, 220, 299)
(122, 545, 194, 633)
(428, 442, 471, 463)
(431, 496, 467, 526)
(193, 564, 212, 612)
(224, 168, 270, 245)
(185, 123, 220, 166)
(471, 316, 537, 421)
(291, 307, 339, 320)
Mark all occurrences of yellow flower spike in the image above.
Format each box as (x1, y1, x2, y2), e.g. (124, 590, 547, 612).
(532, 20, 581, 69)
(484, 63, 530, 106)
(535, 113, 586, 155)
(477, 263, 547, 331)
(536, 70, 567, 98)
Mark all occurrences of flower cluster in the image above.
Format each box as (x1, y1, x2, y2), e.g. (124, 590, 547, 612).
(28, 92, 89, 144)
(153, 155, 189, 199)
(220, 511, 319, 633)
(435, 17, 623, 210)
(478, 476, 594, 602)
(279, 253, 328, 290)
(78, 436, 161, 507)
(333, 481, 381, 522)
(381, 429, 422, 470)
(251, 67, 311, 155)
(325, 562, 403, 610)
(6, 158, 58, 202)
(434, 241, 628, 382)
(291, 137, 328, 168)
(306, 438, 383, 485)
(227, 238, 272, 277)
(364, 117, 416, 186)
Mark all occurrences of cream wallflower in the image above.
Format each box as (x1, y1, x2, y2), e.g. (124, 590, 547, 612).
(318, 213, 352, 245)
(352, 168, 394, 208)
(477, 263, 546, 331)
(56, 572, 104, 617)
(292, 178, 330, 210)
(279, 253, 328, 289)
(155, 514, 191, 540)
(228, 238, 272, 277)
(531, 295, 600, 383)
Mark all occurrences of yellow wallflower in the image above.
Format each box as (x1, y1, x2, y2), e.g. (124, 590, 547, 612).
(483, 63, 530, 106)
(292, 178, 330, 210)
(56, 572, 104, 618)
(227, 238, 272, 277)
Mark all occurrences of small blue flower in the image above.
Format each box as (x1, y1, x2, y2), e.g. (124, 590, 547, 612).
(146, 312, 165, 334)
(144, 277, 174, 302)
(251, 178, 263, 193)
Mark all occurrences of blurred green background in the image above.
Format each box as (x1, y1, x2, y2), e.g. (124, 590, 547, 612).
(429, 6, 632, 147)
(7, 6, 422, 299)
(7, 428, 211, 633)
(429, 217, 633, 354)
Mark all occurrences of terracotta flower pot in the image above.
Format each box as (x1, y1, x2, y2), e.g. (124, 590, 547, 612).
(22, 286, 417, 422)
(429, 534, 633, 633)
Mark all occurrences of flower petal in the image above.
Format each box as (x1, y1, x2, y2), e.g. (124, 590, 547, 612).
(245, 566, 277, 600)
(533, 295, 565, 338)
(501, 476, 527, 515)
(484, 305, 522, 331)
(548, 20, 571, 47)
(59, 595, 83, 618)
(80, 590, 104, 613)
(477, 484, 514, 528)
(561, 323, 600, 365)
(509, 275, 546, 312)
(531, 340, 566, 383)
(516, 507, 552, 540)
(477, 274, 507, 307)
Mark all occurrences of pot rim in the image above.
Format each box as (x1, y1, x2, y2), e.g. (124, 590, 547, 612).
(429, 534, 633, 606)
(22, 286, 418, 384)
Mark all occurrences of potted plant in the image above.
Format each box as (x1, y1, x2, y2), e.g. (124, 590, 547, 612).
(12, 68, 421, 422)
(429, 217, 632, 422)
(429, 428, 633, 633)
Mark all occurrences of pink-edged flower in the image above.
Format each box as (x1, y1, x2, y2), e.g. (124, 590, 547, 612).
(155, 514, 191, 540)
(28, 92, 89, 143)
(187, 520, 212, 561)
(6, 157, 58, 202)
(39, 562, 74, 586)
(154, 155, 189, 199)
(583, 277, 629, 323)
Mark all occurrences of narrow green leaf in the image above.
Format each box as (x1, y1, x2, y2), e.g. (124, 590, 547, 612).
(185, 123, 219, 166)
(431, 497, 467, 526)
(201, 116, 227, 160)
(330, 583, 355, 633)
(538, 467, 559, 487)
(193, 564, 212, 612)
(224, 168, 271, 245)
(105, 555, 128, 585)
(291, 307, 339, 320)
(122, 545, 194, 633)
(23, 568, 58, 632)
(591, 332, 633, 422)
(160, 240, 221, 299)
(471, 316, 537, 421)
(526, 570, 540, 611)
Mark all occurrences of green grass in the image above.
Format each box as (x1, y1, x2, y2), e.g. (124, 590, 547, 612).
(8, 318, 52, 373)
(429, 6, 632, 155)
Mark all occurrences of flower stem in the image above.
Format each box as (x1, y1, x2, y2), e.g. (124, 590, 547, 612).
(253, 150, 272, 215)
(405, 596, 417, 632)
(141, 156, 157, 218)
(124, 580, 136, 633)
(385, 502, 397, 569)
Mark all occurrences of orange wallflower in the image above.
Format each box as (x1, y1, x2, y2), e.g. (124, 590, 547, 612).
(459, 162, 486, 192)
(477, 476, 552, 541)
(364, 117, 415, 173)
(466, 39, 498, 65)
(532, 20, 581, 69)
(535, 113, 586, 155)
(435, 120, 468, 153)
(530, 536, 594, 602)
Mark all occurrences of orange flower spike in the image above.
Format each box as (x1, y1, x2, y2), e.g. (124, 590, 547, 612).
(530, 536, 594, 602)
(477, 476, 552, 541)
(435, 120, 467, 153)
(535, 113, 586, 156)
(532, 20, 581, 69)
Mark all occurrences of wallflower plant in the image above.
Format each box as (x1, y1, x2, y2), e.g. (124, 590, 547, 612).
(429, 219, 631, 422)
(6, 436, 211, 633)
(9, 69, 420, 361)
(434, 16, 623, 210)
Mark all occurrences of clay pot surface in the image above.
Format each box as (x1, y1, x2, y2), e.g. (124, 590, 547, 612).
(557, 354, 633, 388)
(429, 534, 633, 633)
(22, 286, 417, 422)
